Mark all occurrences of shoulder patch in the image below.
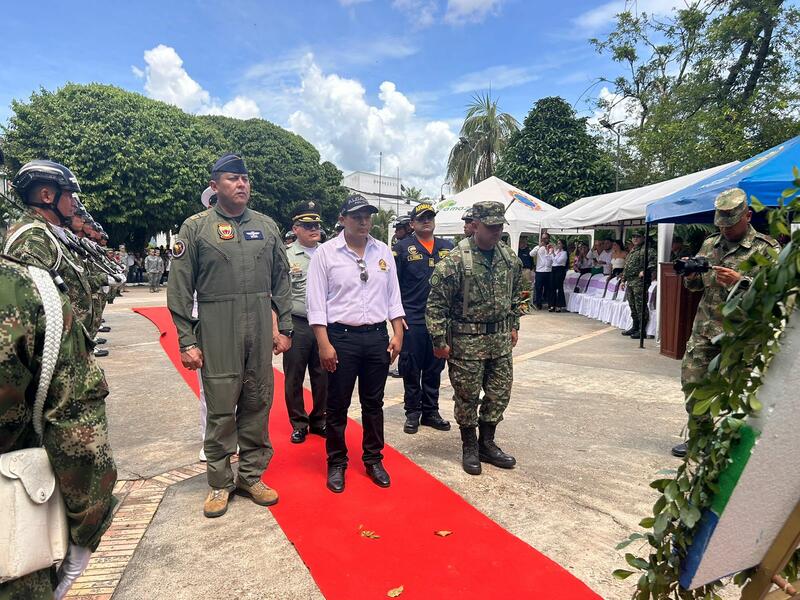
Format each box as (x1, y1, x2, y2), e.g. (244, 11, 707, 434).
(172, 239, 186, 259)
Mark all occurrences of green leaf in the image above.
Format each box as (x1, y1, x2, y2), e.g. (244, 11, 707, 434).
(664, 481, 679, 502)
(680, 505, 702, 528)
(750, 196, 765, 211)
(612, 569, 635, 580)
(692, 397, 714, 416)
(616, 533, 646, 549)
(654, 512, 671, 536)
(639, 517, 656, 528)
(625, 553, 650, 570)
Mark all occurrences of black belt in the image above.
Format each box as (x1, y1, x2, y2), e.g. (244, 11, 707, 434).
(292, 314, 308, 322)
(451, 319, 511, 335)
(329, 322, 385, 333)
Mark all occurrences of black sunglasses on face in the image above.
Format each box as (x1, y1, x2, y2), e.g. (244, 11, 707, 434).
(296, 222, 321, 230)
(357, 258, 368, 282)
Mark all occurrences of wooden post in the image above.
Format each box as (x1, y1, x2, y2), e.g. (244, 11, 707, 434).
(742, 499, 800, 600)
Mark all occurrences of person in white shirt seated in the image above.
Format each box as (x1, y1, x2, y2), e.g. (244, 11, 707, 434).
(548, 238, 569, 312)
(597, 239, 613, 276)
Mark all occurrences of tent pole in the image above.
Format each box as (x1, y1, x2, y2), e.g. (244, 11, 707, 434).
(639, 223, 652, 349)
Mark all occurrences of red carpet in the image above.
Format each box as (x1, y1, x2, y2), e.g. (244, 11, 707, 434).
(134, 307, 600, 600)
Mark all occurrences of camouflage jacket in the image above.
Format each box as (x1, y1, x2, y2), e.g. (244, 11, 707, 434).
(0, 256, 117, 552)
(426, 238, 523, 360)
(622, 243, 656, 284)
(3, 211, 95, 332)
(686, 225, 779, 342)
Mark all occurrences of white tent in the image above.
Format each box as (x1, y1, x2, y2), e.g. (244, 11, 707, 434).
(434, 176, 575, 250)
(541, 162, 737, 230)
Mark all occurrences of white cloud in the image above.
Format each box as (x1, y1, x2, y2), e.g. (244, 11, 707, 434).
(392, 0, 438, 28)
(575, 0, 687, 31)
(287, 56, 456, 196)
(450, 65, 539, 94)
(589, 86, 642, 130)
(444, 0, 504, 25)
(138, 44, 261, 119)
(131, 65, 144, 78)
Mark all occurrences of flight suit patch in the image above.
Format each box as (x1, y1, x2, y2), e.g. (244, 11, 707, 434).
(244, 230, 264, 240)
(172, 239, 186, 258)
(217, 223, 235, 240)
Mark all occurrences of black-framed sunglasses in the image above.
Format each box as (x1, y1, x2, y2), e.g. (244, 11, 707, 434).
(296, 222, 321, 230)
(357, 258, 368, 282)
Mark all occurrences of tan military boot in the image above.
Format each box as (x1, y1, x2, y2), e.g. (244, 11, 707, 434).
(236, 479, 279, 506)
(203, 488, 230, 518)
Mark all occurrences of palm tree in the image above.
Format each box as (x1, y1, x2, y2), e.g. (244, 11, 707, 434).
(369, 208, 395, 244)
(401, 185, 423, 203)
(446, 91, 520, 192)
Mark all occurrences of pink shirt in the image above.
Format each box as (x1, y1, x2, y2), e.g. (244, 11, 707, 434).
(306, 232, 405, 327)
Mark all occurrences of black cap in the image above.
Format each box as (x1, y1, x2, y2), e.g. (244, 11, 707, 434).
(291, 200, 322, 223)
(211, 153, 248, 175)
(410, 202, 436, 220)
(340, 194, 378, 216)
(395, 215, 411, 228)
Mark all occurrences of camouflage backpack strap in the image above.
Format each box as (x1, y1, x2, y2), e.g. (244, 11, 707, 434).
(498, 243, 515, 298)
(26, 266, 64, 442)
(458, 237, 473, 319)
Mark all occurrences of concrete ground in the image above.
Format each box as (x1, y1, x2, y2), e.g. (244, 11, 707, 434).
(98, 285, 698, 599)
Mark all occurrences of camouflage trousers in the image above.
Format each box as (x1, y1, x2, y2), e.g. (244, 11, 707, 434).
(448, 354, 513, 428)
(0, 568, 56, 600)
(681, 335, 718, 416)
(626, 282, 648, 329)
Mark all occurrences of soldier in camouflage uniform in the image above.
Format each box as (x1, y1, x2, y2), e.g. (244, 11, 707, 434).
(2, 161, 96, 335)
(671, 188, 779, 457)
(426, 201, 524, 475)
(620, 231, 656, 338)
(0, 256, 117, 600)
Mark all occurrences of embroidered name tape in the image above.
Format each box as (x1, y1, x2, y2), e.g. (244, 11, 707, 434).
(244, 230, 264, 240)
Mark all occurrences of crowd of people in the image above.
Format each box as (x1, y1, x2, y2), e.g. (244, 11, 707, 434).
(0, 150, 779, 598)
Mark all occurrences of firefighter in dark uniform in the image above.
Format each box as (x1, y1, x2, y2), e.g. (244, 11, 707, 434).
(394, 202, 454, 433)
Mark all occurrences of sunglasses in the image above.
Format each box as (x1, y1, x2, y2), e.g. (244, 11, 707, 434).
(296, 222, 321, 230)
(357, 258, 368, 282)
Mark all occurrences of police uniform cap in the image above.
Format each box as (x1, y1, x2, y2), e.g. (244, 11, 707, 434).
(410, 202, 436, 220)
(471, 201, 507, 225)
(714, 188, 748, 227)
(211, 153, 248, 176)
(291, 200, 322, 223)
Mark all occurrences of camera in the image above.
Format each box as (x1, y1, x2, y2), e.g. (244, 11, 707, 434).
(673, 256, 711, 275)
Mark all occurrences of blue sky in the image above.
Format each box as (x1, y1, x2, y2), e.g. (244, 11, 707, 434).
(0, 0, 682, 194)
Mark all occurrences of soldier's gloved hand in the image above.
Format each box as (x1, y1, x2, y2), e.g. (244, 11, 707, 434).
(54, 543, 92, 600)
(433, 344, 450, 360)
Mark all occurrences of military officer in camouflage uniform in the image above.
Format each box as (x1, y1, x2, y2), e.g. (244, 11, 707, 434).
(671, 188, 779, 457)
(620, 231, 656, 338)
(426, 201, 523, 475)
(0, 256, 117, 600)
(3, 161, 96, 336)
(168, 153, 293, 518)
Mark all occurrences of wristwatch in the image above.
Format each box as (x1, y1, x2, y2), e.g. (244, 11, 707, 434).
(279, 329, 294, 338)
(180, 343, 198, 352)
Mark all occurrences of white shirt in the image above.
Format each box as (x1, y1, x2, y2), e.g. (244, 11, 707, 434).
(551, 249, 568, 267)
(306, 232, 405, 327)
(530, 245, 553, 273)
(597, 249, 612, 275)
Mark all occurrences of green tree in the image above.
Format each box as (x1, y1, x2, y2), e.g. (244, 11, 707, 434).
(446, 92, 520, 192)
(2, 83, 347, 247)
(401, 185, 423, 203)
(2, 83, 224, 250)
(495, 97, 615, 207)
(369, 208, 395, 244)
(592, 1, 800, 186)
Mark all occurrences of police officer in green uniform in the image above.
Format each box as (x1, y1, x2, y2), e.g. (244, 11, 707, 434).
(426, 201, 524, 475)
(283, 201, 327, 444)
(167, 153, 293, 518)
(671, 188, 779, 457)
(0, 255, 117, 600)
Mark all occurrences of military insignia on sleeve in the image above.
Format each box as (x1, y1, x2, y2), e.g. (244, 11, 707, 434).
(217, 223, 235, 240)
(379, 258, 388, 271)
(430, 273, 441, 286)
(172, 239, 186, 258)
(439, 249, 450, 258)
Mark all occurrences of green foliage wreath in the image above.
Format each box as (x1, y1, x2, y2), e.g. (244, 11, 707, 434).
(615, 169, 800, 599)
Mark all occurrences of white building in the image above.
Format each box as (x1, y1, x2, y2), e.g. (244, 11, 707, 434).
(341, 171, 418, 215)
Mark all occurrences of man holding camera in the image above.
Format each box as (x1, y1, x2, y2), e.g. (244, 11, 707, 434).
(671, 188, 779, 457)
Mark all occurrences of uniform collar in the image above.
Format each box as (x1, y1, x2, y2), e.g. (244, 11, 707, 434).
(713, 225, 756, 250)
(213, 204, 252, 224)
(290, 240, 317, 255)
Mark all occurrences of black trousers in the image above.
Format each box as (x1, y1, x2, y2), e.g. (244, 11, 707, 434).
(283, 315, 327, 430)
(534, 270, 551, 308)
(399, 322, 445, 419)
(326, 324, 390, 467)
(549, 266, 567, 308)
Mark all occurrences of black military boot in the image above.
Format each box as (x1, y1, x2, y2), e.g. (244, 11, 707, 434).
(459, 427, 481, 475)
(621, 325, 637, 336)
(478, 422, 516, 469)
